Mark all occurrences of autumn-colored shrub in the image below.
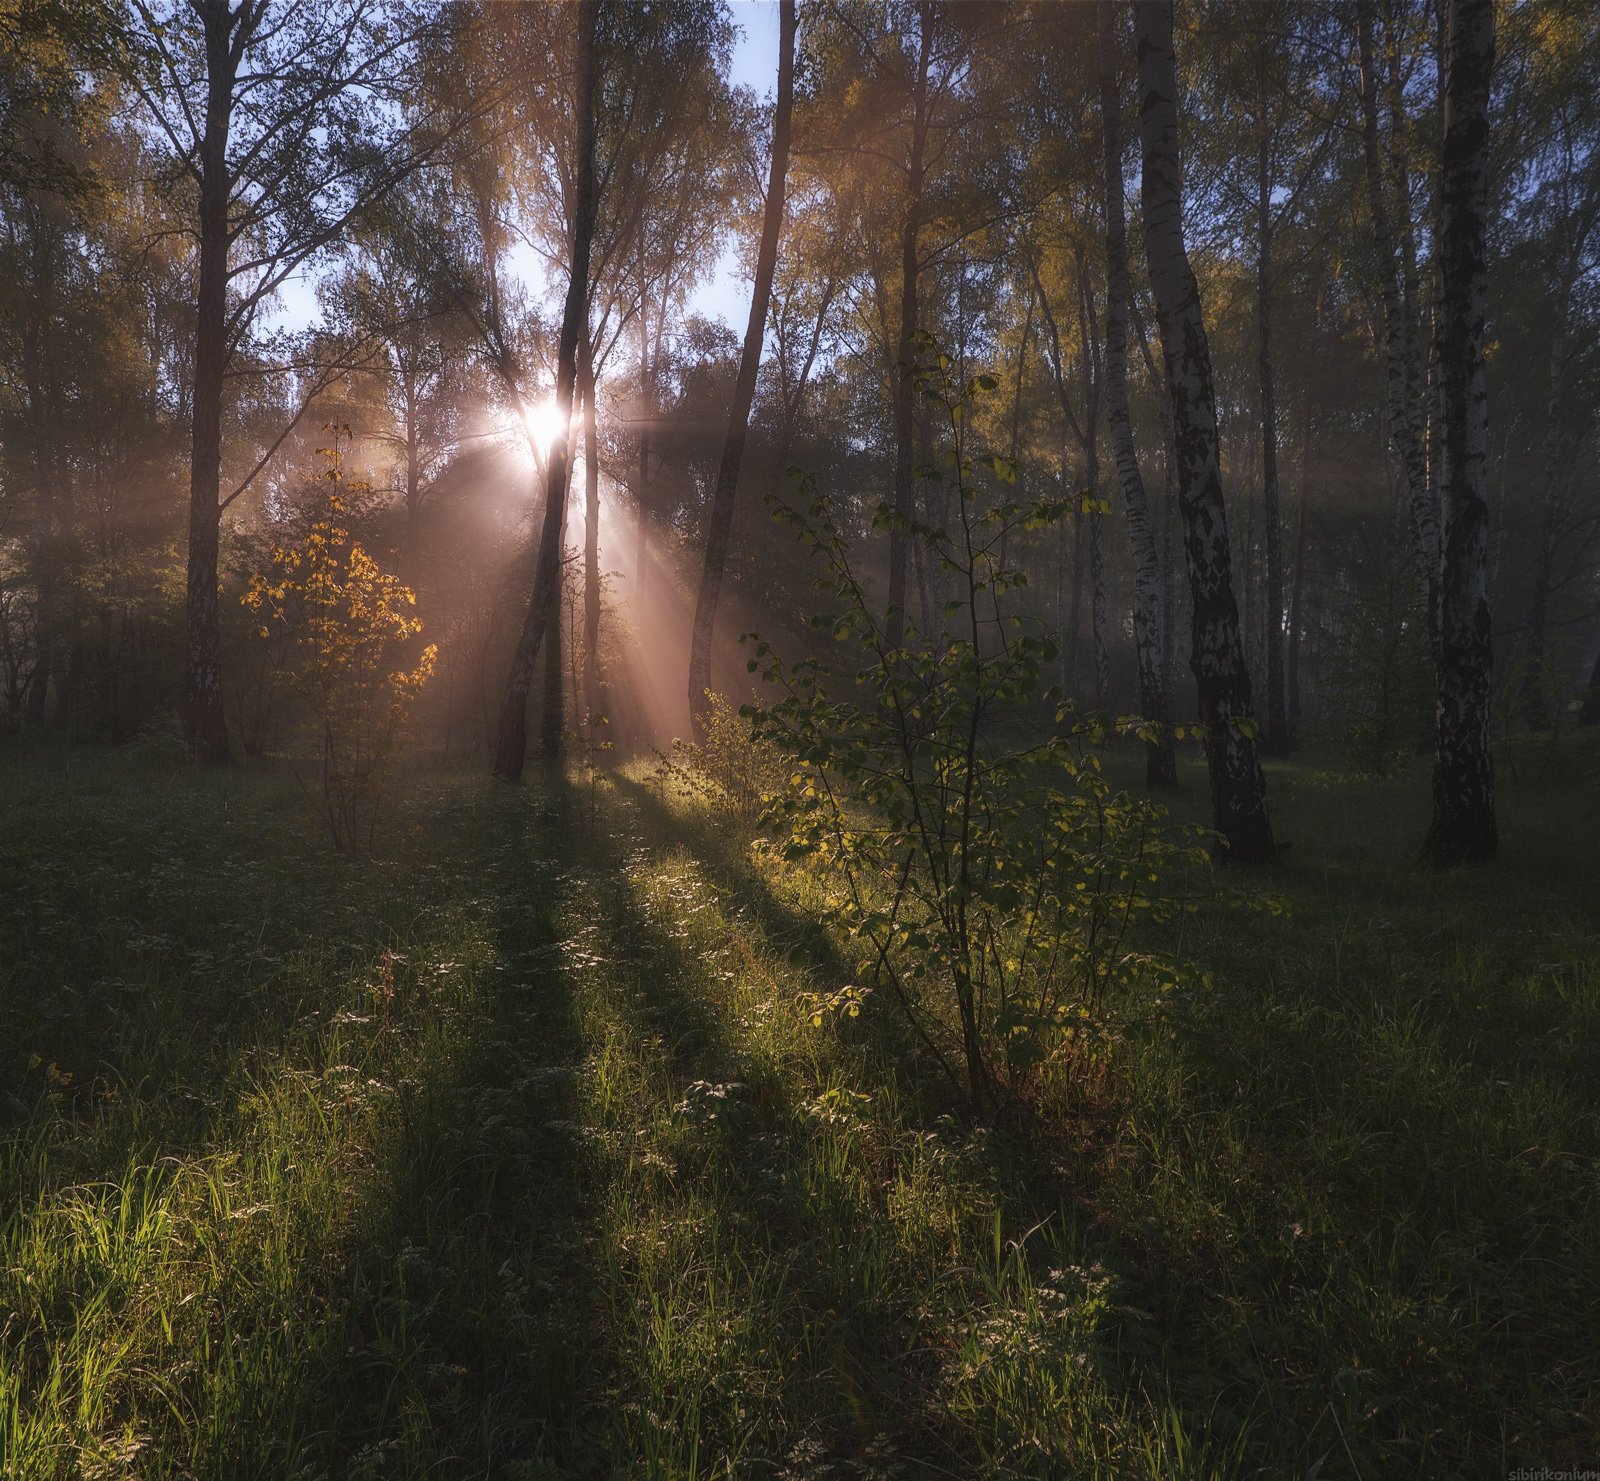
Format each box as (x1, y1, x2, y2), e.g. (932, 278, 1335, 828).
(242, 436, 436, 850)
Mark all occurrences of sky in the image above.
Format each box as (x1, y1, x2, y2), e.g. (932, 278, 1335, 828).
(264, 2, 783, 340)
(683, 1, 782, 331)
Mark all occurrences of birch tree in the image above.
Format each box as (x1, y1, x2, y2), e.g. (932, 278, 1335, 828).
(1097, 0, 1175, 784)
(1134, 0, 1274, 863)
(130, 0, 451, 762)
(688, 0, 795, 741)
(1419, 0, 1497, 866)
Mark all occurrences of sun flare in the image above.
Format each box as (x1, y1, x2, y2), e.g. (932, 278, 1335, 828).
(526, 397, 568, 456)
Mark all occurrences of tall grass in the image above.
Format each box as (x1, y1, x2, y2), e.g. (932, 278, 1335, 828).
(1, 739, 1596, 1476)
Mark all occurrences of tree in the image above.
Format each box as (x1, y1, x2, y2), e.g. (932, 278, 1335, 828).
(1134, 0, 1274, 863)
(1419, 0, 1497, 867)
(322, 226, 473, 580)
(492, 0, 597, 784)
(241, 439, 436, 850)
(130, 0, 452, 761)
(799, 2, 1009, 650)
(1097, 0, 1175, 784)
(688, 0, 795, 742)
(0, 0, 122, 198)
(1499, 0, 1600, 728)
(1357, 0, 1439, 662)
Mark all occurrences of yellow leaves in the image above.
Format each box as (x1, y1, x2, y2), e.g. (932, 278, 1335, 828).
(241, 431, 435, 848)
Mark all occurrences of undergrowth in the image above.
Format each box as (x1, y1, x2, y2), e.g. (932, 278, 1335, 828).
(0, 741, 1596, 1476)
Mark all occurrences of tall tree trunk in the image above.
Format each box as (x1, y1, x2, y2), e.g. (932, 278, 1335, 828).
(911, 529, 935, 640)
(1130, 293, 1181, 706)
(886, 3, 932, 652)
(1420, 0, 1496, 866)
(689, 0, 794, 740)
(25, 647, 49, 726)
(1256, 136, 1289, 755)
(1134, 0, 1274, 864)
(996, 278, 1034, 573)
(1076, 257, 1110, 713)
(581, 337, 601, 720)
(1288, 394, 1313, 741)
(493, 0, 597, 784)
(541, 415, 579, 764)
(1358, 0, 1439, 659)
(1055, 499, 1068, 698)
(1035, 262, 1100, 714)
(635, 230, 652, 604)
(540, 556, 564, 761)
(401, 366, 423, 593)
(184, 2, 244, 764)
(1098, 0, 1175, 784)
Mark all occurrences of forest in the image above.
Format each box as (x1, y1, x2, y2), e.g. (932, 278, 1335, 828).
(1, 0, 1597, 1473)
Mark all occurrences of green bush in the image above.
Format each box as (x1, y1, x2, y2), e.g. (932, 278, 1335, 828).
(744, 357, 1201, 1111)
(653, 689, 787, 823)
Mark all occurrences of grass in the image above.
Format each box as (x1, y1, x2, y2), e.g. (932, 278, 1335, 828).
(0, 734, 1596, 1477)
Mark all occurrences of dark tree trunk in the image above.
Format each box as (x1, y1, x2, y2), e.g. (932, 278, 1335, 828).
(1090, 506, 1109, 709)
(184, 1, 245, 764)
(541, 554, 564, 762)
(635, 230, 652, 604)
(1135, 0, 1274, 864)
(1358, 0, 1440, 659)
(400, 367, 423, 594)
(1256, 137, 1289, 755)
(1066, 500, 1084, 702)
(1078, 265, 1111, 713)
(1288, 394, 1313, 741)
(1098, 0, 1175, 783)
(493, 0, 597, 784)
(1055, 501, 1068, 697)
(1420, 0, 1497, 866)
(25, 648, 49, 727)
(1035, 263, 1098, 714)
(689, 0, 794, 740)
(581, 338, 601, 719)
(1130, 293, 1181, 708)
(886, 3, 933, 652)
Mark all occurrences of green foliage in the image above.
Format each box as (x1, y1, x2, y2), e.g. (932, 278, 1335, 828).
(242, 435, 436, 851)
(651, 688, 787, 822)
(744, 359, 1202, 1109)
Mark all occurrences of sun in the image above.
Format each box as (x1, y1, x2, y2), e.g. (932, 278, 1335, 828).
(526, 398, 569, 456)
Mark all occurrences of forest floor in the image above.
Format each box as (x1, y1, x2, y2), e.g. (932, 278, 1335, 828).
(1, 734, 1597, 1479)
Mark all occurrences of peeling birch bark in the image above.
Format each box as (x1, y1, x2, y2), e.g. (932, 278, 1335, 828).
(1134, 0, 1274, 863)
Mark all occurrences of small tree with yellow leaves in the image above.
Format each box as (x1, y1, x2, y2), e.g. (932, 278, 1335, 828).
(243, 434, 437, 850)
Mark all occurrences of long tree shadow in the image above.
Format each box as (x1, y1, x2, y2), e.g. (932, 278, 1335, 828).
(265, 773, 613, 1476)
(607, 772, 964, 1103)
(0, 759, 619, 1476)
(601, 772, 1167, 1468)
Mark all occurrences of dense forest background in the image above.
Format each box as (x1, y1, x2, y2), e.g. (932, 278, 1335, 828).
(3, 0, 1594, 800)
(3, 0, 1600, 1475)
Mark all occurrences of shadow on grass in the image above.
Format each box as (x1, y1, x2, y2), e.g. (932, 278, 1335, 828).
(609, 759, 1600, 1477)
(0, 758, 622, 1475)
(7, 745, 1595, 1477)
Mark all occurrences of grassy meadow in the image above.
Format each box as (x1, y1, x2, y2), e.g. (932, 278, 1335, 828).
(1, 736, 1596, 1477)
